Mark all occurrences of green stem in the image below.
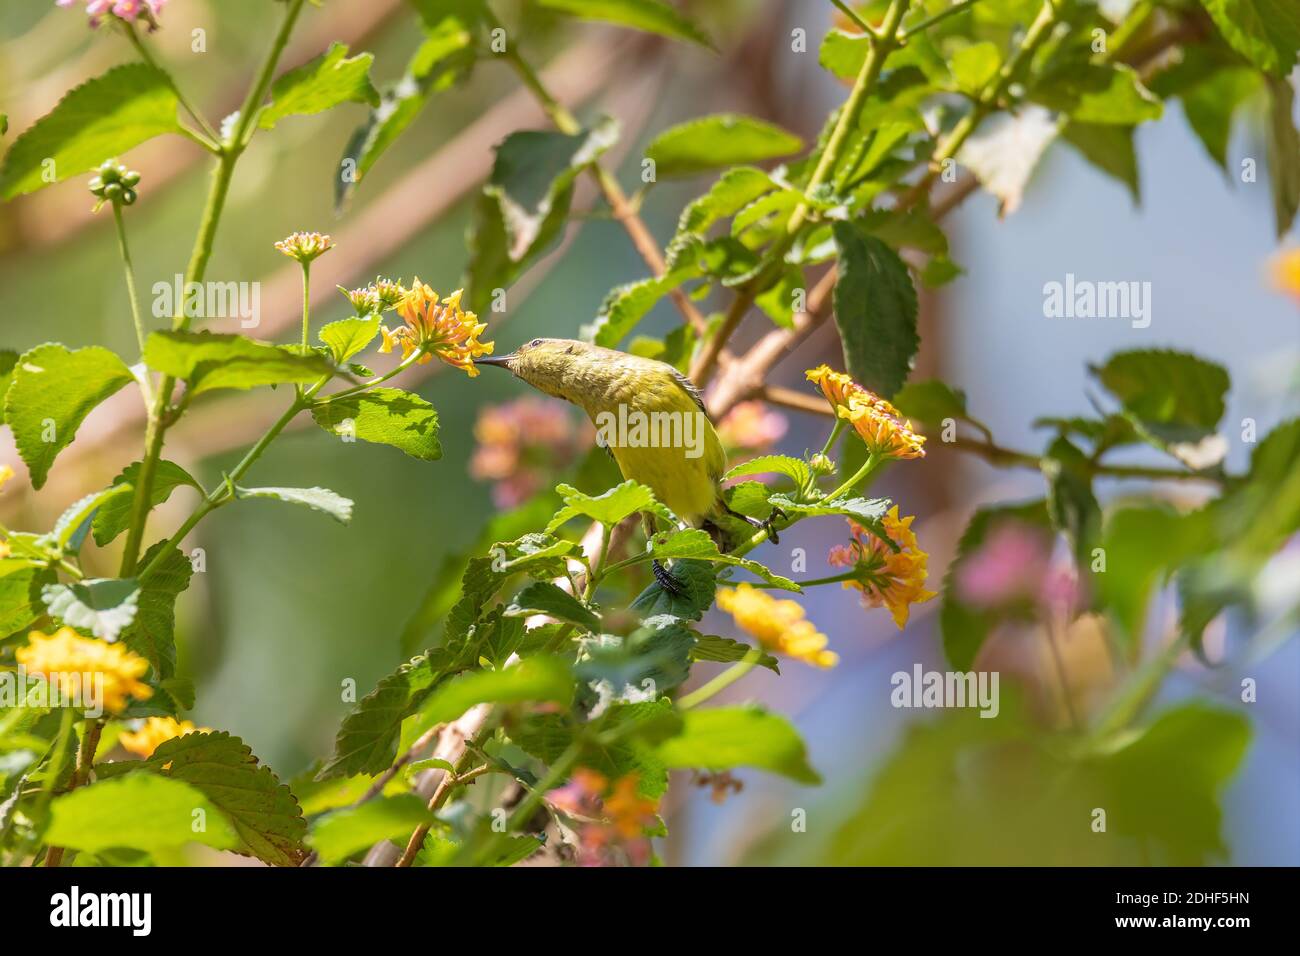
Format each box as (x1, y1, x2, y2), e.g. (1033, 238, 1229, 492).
(753, 569, 862, 589)
(300, 261, 311, 351)
(118, 0, 307, 577)
(137, 375, 327, 581)
(124, 22, 221, 147)
(825, 452, 882, 502)
(829, 0, 877, 38)
(679, 645, 763, 710)
(111, 203, 150, 364)
(818, 417, 846, 459)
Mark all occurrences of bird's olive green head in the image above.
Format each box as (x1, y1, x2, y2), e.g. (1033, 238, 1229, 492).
(474, 337, 598, 399)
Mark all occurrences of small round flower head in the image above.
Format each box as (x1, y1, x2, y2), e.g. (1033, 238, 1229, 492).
(275, 231, 334, 265)
(119, 716, 207, 758)
(88, 159, 141, 208)
(16, 627, 153, 714)
(371, 277, 408, 310)
(827, 507, 937, 629)
(805, 365, 925, 460)
(342, 286, 381, 316)
(58, 0, 166, 30)
(380, 279, 493, 376)
(716, 583, 838, 668)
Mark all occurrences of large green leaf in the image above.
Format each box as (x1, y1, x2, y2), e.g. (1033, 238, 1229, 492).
(1061, 122, 1140, 204)
(307, 794, 433, 865)
(537, 0, 714, 48)
(144, 330, 335, 395)
(831, 222, 918, 398)
(258, 42, 379, 129)
(316, 649, 461, 779)
(1034, 63, 1162, 125)
(1089, 349, 1230, 449)
(588, 268, 697, 348)
(1199, 0, 1300, 76)
(0, 63, 180, 198)
(766, 495, 893, 545)
(116, 731, 307, 866)
(724, 454, 813, 492)
(629, 559, 716, 622)
(645, 114, 802, 177)
(46, 773, 239, 855)
(465, 118, 619, 314)
(576, 616, 696, 699)
(4, 344, 134, 489)
(93, 460, 200, 547)
(546, 480, 674, 532)
(674, 166, 777, 237)
(336, 10, 478, 209)
(311, 386, 441, 461)
(656, 705, 820, 784)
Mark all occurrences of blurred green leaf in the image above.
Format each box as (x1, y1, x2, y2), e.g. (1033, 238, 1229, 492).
(46, 774, 239, 855)
(649, 528, 799, 590)
(646, 114, 802, 177)
(307, 794, 433, 865)
(1061, 122, 1140, 204)
(1265, 74, 1300, 238)
(657, 706, 820, 784)
(832, 221, 918, 398)
(411, 656, 574, 737)
(537, 0, 715, 49)
(505, 581, 601, 631)
(951, 41, 1001, 97)
(690, 633, 779, 672)
(1199, 0, 1300, 76)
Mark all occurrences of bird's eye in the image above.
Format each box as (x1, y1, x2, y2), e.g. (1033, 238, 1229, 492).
(529, 338, 543, 348)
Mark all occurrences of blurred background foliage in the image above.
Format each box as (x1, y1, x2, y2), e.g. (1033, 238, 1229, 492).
(1, 0, 1297, 865)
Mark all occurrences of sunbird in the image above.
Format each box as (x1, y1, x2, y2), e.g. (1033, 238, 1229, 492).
(476, 338, 779, 592)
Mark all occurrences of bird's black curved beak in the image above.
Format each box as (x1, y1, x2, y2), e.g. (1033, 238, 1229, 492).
(474, 354, 515, 369)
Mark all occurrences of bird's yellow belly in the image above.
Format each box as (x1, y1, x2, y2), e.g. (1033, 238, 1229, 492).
(608, 442, 717, 523)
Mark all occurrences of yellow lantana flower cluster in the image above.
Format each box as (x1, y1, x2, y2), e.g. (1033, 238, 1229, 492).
(716, 583, 838, 668)
(805, 365, 925, 460)
(828, 506, 937, 629)
(380, 279, 494, 376)
(15, 627, 152, 714)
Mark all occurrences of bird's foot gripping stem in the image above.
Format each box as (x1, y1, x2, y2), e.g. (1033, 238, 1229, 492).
(652, 559, 685, 597)
(725, 504, 787, 546)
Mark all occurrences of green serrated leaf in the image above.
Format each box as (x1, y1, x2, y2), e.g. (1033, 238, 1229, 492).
(0, 350, 18, 425)
(92, 460, 200, 547)
(767, 495, 893, 545)
(690, 633, 780, 672)
(144, 330, 335, 395)
(832, 222, 918, 398)
(125, 730, 308, 866)
(466, 117, 619, 314)
(537, 0, 715, 49)
(0, 560, 56, 639)
(259, 42, 379, 130)
(629, 559, 716, 621)
(0, 63, 180, 198)
(4, 344, 134, 489)
(724, 454, 813, 491)
(119, 542, 192, 680)
(657, 705, 820, 784)
(236, 486, 354, 524)
(505, 581, 601, 631)
(312, 386, 441, 461)
(318, 314, 381, 363)
(546, 480, 674, 533)
(1199, 0, 1300, 77)
(1089, 349, 1230, 448)
(317, 649, 461, 779)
